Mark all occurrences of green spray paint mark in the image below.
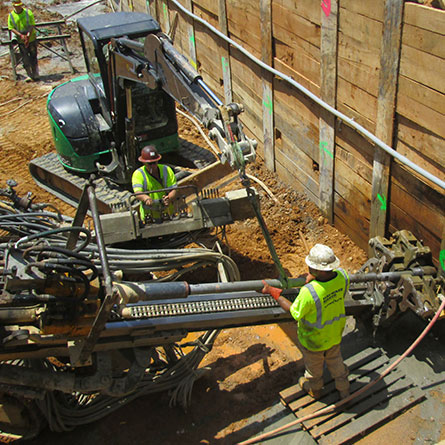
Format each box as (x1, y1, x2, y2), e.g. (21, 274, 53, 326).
(163, 2, 168, 20)
(377, 193, 387, 211)
(440, 250, 445, 271)
(263, 95, 273, 115)
(221, 56, 229, 70)
(320, 141, 333, 159)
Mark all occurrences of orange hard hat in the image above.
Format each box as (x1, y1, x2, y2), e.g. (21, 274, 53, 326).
(138, 146, 162, 163)
(13, 0, 24, 6)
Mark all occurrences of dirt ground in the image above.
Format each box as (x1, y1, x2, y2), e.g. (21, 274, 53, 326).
(1, 2, 444, 444)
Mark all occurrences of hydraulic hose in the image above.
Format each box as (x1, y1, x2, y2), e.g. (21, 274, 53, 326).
(238, 295, 445, 445)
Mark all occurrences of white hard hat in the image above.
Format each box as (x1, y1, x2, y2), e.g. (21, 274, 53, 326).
(305, 244, 340, 271)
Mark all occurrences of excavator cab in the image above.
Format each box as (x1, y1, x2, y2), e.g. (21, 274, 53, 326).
(46, 12, 179, 182)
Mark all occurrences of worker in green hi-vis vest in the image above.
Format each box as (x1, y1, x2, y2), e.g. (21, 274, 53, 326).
(262, 244, 350, 401)
(132, 146, 177, 223)
(8, 0, 39, 81)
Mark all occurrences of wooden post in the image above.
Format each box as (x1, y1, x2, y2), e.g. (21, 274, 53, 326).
(147, 0, 157, 18)
(218, 0, 232, 103)
(319, 0, 338, 224)
(185, 0, 197, 70)
(260, 0, 274, 171)
(370, 0, 404, 240)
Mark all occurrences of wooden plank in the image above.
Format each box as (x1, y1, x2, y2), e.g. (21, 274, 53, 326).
(303, 366, 402, 430)
(402, 23, 445, 59)
(280, 348, 382, 405)
(400, 44, 445, 94)
(260, 0, 274, 172)
(338, 33, 381, 70)
(336, 143, 373, 184)
(319, 0, 338, 223)
(314, 374, 417, 440)
(404, 2, 445, 34)
(334, 207, 369, 252)
(334, 192, 370, 244)
(218, 0, 233, 103)
(396, 116, 445, 169)
(338, 6, 383, 50)
(274, 0, 321, 25)
(272, 3, 321, 48)
(193, 0, 219, 16)
(398, 75, 445, 117)
(370, 0, 404, 240)
(274, 108, 319, 163)
(276, 150, 319, 206)
(397, 90, 445, 140)
(184, 0, 197, 70)
(396, 140, 445, 192)
(338, 57, 379, 98)
(274, 38, 321, 90)
(339, 0, 385, 21)
(226, 0, 262, 55)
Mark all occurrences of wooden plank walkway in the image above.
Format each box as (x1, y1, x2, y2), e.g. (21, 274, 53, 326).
(279, 347, 425, 444)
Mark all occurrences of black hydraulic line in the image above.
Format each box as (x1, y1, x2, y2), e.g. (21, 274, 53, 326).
(14, 226, 91, 251)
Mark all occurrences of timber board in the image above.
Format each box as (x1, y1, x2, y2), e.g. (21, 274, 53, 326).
(193, 4, 219, 28)
(398, 75, 445, 116)
(274, 78, 322, 134)
(335, 143, 373, 185)
(337, 57, 379, 98)
(279, 348, 424, 445)
(272, 3, 321, 49)
(274, 108, 319, 163)
(396, 140, 444, 190)
(230, 54, 263, 98)
(338, 33, 381, 70)
(339, 7, 383, 51)
(277, 131, 320, 187)
(402, 23, 445, 59)
(335, 157, 372, 215)
(334, 192, 370, 243)
(274, 39, 321, 87)
(335, 124, 375, 167)
(336, 101, 376, 135)
(192, 0, 218, 17)
(340, 0, 384, 22)
(273, 0, 320, 26)
(275, 157, 320, 207)
(397, 115, 445, 168)
(276, 135, 320, 195)
(400, 44, 444, 94)
(231, 74, 262, 120)
(334, 210, 369, 252)
(397, 88, 445, 140)
(337, 77, 378, 125)
(275, 146, 320, 200)
(404, 2, 445, 35)
(392, 160, 445, 218)
(273, 58, 321, 97)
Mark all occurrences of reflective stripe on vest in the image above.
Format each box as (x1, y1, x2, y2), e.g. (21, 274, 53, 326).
(300, 268, 349, 329)
(137, 164, 170, 192)
(9, 9, 30, 33)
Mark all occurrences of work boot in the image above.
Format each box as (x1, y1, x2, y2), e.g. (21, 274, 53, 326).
(299, 377, 322, 399)
(339, 390, 350, 399)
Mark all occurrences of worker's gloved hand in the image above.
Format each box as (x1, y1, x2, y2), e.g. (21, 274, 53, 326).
(261, 280, 282, 301)
(162, 195, 170, 205)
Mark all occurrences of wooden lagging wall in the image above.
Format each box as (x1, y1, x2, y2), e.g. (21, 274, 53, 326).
(111, 0, 445, 268)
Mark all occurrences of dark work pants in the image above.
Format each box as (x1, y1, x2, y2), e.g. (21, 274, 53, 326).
(18, 40, 38, 79)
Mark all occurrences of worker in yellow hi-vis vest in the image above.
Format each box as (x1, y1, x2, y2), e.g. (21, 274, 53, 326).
(132, 145, 177, 223)
(8, 0, 39, 81)
(262, 244, 350, 400)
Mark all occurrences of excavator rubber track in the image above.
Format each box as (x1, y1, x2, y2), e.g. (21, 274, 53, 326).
(29, 138, 217, 214)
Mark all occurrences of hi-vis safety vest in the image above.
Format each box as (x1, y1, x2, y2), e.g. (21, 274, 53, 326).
(290, 269, 349, 351)
(132, 164, 177, 220)
(8, 9, 36, 43)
